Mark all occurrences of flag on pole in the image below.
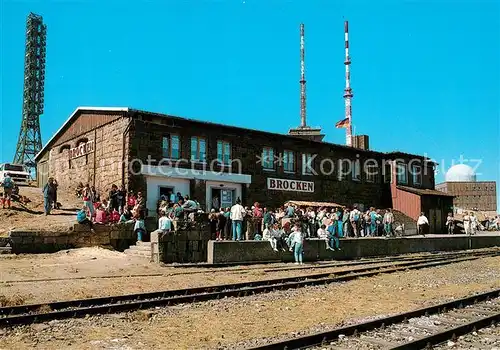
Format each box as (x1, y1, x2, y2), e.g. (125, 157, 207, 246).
(335, 118, 350, 128)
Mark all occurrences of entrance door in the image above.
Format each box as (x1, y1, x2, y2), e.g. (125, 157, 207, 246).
(429, 209, 436, 234)
(220, 189, 234, 209)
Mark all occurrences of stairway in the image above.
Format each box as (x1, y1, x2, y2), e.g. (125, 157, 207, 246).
(124, 241, 151, 259)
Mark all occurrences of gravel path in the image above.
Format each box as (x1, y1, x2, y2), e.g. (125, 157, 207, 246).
(0, 256, 499, 350)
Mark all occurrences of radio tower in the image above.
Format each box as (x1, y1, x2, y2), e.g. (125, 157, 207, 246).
(299, 23, 307, 127)
(343, 20, 353, 147)
(289, 23, 324, 141)
(13, 13, 47, 177)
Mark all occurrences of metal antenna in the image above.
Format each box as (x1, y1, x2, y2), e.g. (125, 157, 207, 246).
(300, 23, 307, 128)
(343, 20, 353, 146)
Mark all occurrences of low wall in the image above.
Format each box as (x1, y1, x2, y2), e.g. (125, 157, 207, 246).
(151, 219, 211, 263)
(207, 236, 500, 264)
(8, 223, 136, 254)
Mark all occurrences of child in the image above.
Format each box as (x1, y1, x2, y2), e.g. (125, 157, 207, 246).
(288, 224, 304, 264)
(94, 205, 108, 224)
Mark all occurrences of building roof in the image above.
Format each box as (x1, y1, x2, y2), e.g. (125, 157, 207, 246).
(35, 106, 434, 162)
(397, 185, 455, 197)
(35, 107, 129, 160)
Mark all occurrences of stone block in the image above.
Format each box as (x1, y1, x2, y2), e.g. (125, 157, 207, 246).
(187, 230, 201, 241)
(44, 237, 57, 244)
(110, 230, 120, 240)
(56, 236, 69, 245)
(22, 236, 34, 244)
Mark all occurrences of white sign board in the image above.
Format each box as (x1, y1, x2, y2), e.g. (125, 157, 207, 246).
(267, 178, 314, 193)
(69, 140, 94, 159)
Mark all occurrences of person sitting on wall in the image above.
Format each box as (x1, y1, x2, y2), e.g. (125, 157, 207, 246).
(317, 224, 335, 251)
(76, 205, 95, 233)
(158, 210, 173, 233)
(110, 209, 120, 224)
(119, 207, 134, 223)
(263, 223, 278, 252)
(127, 191, 137, 210)
(94, 205, 108, 224)
(182, 196, 197, 215)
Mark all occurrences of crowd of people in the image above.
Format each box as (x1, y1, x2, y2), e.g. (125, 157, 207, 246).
(74, 182, 147, 240)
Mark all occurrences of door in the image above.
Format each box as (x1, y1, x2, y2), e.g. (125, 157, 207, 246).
(220, 189, 234, 209)
(37, 161, 48, 187)
(429, 209, 436, 234)
(434, 208, 442, 234)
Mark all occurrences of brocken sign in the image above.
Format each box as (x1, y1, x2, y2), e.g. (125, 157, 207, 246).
(267, 178, 314, 193)
(69, 140, 94, 159)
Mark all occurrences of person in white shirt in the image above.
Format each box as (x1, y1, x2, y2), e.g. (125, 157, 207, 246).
(288, 224, 304, 264)
(317, 224, 334, 251)
(230, 199, 246, 241)
(469, 212, 478, 235)
(263, 225, 278, 251)
(417, 212, 429, 236)
(158, 210, 172, 232)
(463, 212, 471, 235)
(349, 206, 361, 238)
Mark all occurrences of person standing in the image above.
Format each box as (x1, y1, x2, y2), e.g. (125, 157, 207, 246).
(212, 196, 220, 211)
(383, 209, 394, 237)
(470, 212, 478, 235)
(82, 184, 94, 218)
(117, 185, 127, 214)
(446, 213, 454, 234)
(349, 205, 361, 238)
(42, 178, 55, 215)
(230, 199, 246, 241)
(417, 212, 429, 236)
(288, 224, 304, 265)
(52, 179, 59, 209)
(109, 185, 119, 212)
(1, 174, 14, 209)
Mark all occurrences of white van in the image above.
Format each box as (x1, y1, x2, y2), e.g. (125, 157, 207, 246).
(0, 163, 31, 185)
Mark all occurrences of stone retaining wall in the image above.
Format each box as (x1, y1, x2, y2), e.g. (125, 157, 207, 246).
(8, 223, 136, 254)
(151, 218, 211, 263)
(207, 236, 500, 264)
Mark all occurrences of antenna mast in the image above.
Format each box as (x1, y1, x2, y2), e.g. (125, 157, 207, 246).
(343, 20, 353, 146)
(300, 23, 307, 128)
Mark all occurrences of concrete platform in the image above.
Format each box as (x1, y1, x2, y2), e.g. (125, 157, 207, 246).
(207, 233, 500, 264)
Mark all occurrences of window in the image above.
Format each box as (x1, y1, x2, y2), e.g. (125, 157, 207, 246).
(412, 165, 422, 186)
(283, 150, 295, 172)
(365, 164, 379, 183)
(384, 163, 392, 183)
(262, 147, 275, 170)
(302, 153, 314, 175)
(217, 141, 231, 165)
(338, 160, 348, 180)
(190, 137, 206, 162)
(162, 135, 180, 159)
(397, 162, 408, 184)
(352, 160, 361, 181)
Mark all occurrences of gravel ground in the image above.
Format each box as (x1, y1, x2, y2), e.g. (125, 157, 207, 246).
(0, 247, 408, 305)
(0, 256, 499, 350)
(434, 325, 500, 349)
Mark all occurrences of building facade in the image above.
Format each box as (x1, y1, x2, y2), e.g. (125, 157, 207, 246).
(35, 107, 453, 232)
(436, 181, 497, 212)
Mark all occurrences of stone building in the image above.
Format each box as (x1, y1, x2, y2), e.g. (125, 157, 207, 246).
(35, 106, 453, 232)
(436, 164, 497, 212)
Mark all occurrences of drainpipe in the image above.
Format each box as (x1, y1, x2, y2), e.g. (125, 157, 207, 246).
(122, 116, 134, 189)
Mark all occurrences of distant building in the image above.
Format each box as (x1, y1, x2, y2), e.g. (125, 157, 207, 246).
(436, 164, 497, 212)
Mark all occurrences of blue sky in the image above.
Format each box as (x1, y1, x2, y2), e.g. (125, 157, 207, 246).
(1, 0, 499, 209)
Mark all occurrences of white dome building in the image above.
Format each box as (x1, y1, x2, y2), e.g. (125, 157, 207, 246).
(445, 164, 477, 182)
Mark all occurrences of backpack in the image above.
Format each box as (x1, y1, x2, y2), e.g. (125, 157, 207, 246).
(3, 177, 13, 189)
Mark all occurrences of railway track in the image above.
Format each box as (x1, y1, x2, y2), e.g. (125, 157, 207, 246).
(248, 289, 500, 350)
(1, 249, 496, 285)
(0, 251, 496, 327)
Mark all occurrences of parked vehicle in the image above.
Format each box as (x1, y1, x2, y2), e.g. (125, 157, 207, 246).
(0, 163, 30, 185)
